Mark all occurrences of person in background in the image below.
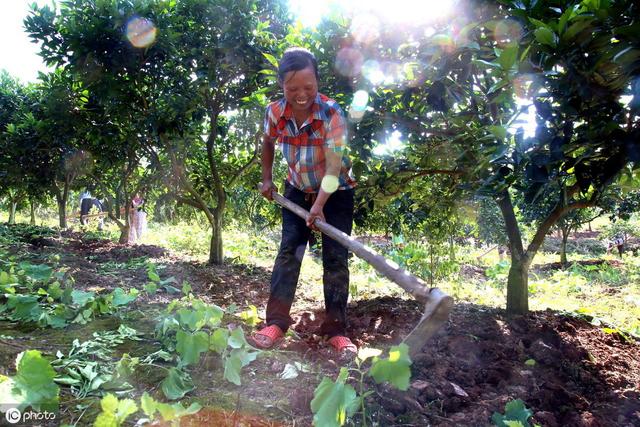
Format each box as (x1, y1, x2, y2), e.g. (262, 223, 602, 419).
(252, 47, 357, 356)
(128, 193, 147, 244)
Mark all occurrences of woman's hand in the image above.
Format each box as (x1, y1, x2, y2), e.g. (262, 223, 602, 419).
(260, 180, 277, 200)
(306, 203, 325, 230)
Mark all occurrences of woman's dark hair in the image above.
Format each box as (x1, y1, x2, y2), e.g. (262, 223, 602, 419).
(277, 47, 319, 83)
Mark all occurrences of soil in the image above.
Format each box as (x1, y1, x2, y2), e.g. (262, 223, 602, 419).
(1, 227, 639, 427)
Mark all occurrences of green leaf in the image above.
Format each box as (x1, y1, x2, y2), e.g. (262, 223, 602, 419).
(534, 27, 557, 47)
(497, 45, 518, 70)
(176, 330, 209, 365)
(369, 344, 412, 391)
(71, 290, 95, 306)
(227, 327, 248, 349)
(181, 281, 192, 296)
(94, 393, 138, 427)
(144, 282, 158, 295)
(111, 288, 138, 307)
(223, 348, 258, 385)
(140, 392, 157, 417)
(177, 308, 205, 331)
(239, 305, 259, 326)
(210, 328, 229, 354)
(491, 399, 533, 427)
(148, 271, 161, 282)
(524, 359, 536, 367)
(0, 350, 59, 411)
(310, 367, 358, 427)
(262, 52, 279, 69)
(18, 262, 53, 282)
(161, 368, 194, 400)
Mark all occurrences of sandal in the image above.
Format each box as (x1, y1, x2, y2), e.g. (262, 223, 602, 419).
(328, 335, 357, 354)
(251, 325, 284, 349)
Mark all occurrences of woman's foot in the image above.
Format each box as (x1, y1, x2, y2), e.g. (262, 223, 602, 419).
(250, 325, 284, 349)
(327, 335, 357, 356)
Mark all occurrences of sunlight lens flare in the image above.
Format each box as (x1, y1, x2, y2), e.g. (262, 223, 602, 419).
(351, 90, 369, 112)
(350, 13, 381, 45)
(126, 17, 157, 48)
(494, 19, 524, 47)
(335, 48, 364, 77)
(321, 175, 340, 193)
(349, 90, 369, 122)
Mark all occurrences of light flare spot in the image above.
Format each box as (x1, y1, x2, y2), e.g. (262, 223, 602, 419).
(494, 19, 523, 47)
(362, 60, 384, 85)
(321, 175, 340, 194)
(350, 14, 381, 45)
(126, 17, 157, 48)
(351, 90, 369, 112)
(335, 47, 364, 78)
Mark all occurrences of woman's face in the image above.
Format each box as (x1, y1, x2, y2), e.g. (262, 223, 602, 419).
(282, 66, 318, 114)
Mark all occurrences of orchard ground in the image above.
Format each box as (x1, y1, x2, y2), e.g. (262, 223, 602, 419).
(0, 217, 639, 426)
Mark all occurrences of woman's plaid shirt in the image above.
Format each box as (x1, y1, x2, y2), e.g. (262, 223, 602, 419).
(264, 93, 356, 193)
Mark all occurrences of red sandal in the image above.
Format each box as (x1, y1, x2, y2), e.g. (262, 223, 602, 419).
(328, 335, 357, 354)
(251, 325, 284, 349)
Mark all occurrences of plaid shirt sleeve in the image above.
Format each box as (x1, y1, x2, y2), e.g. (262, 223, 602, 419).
(263, 103, 278, 139)
(324, 104, 347, 154)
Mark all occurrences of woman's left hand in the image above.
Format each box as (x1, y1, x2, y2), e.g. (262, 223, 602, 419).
(306, 204, 325, 230)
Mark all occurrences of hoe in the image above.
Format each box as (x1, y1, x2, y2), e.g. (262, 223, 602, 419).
(262, 185, 454, 357)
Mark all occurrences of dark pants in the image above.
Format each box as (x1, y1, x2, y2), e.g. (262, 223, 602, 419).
(266, 181, 354, 337)
(80, 198, 103, 225)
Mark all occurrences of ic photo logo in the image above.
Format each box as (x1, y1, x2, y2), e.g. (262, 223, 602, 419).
(4, 408, 21, 424)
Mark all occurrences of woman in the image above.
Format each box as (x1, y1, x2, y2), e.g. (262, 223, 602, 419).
(252, 47, 357, 355)
(128, 193, 147, 244)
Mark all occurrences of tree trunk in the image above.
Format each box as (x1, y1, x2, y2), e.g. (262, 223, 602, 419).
(208, 208, 224, 265)
(506, 259, 529, 314)
(560, 227, 570, 266)
(30, 200, 36, 225)
(119, 225, 129, 244)
(8, 202, 17, 224)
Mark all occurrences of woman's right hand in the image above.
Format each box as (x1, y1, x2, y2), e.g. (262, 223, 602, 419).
(260, 180, 277, 200)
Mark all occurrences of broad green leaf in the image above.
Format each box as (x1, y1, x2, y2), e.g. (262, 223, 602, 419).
(534, 27, 557, 47)
(223, 348, 257, 385)
(497, 45, 518, 70)
(18, 262, 53, 282)
(148, 271, 161, 282)
(161, 368, 194, 400)
(177, 308, 205, 331)
(491, 399, 533, 427)
(111, 288, 138, 306)
(71, 290, 95, 306)
(140, 392, 157, 417)
(239, 305, 259, 326)
(0, 350, 59, 412)
(310, 367, 358, 427)
(156, 401, 202, 421)
(176, 330, 209, 365)
(210, 328, 229, 354)
(369, 344, 412, 391)
(94, 393, 138, 427)
(227, 327, 248, 349)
